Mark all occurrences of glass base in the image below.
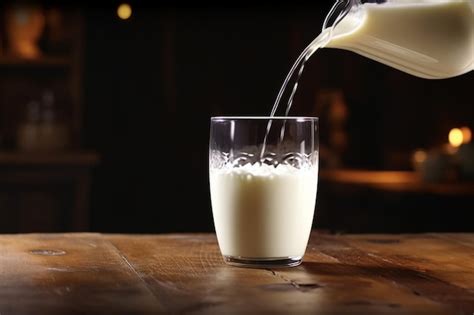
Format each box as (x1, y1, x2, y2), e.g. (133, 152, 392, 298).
(223, 255, 302, 268)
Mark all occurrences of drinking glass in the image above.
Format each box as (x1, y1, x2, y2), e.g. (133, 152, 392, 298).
(209, 117, 319, 268)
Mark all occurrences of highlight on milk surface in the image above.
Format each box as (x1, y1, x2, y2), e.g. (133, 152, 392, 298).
(319, 0, 474, 79)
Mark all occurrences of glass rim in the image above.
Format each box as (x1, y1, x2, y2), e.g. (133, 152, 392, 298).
(211, 116, 319, 122)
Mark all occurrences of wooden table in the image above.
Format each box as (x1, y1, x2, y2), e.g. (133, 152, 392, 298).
(1, 232, 473, 314)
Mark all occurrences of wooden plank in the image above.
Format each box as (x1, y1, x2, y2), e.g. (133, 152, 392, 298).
(335, 233, 474, 313)
(0, 233, 161, 315)
(268, 233, 459, 315)
(107, 233, 454, 314)
(433, 233, 474, 249)
(342, 234, 474, 290)
(107, 234, 296, 314)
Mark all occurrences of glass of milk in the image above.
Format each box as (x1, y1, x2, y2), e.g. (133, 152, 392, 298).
(209, 117, 319, 268)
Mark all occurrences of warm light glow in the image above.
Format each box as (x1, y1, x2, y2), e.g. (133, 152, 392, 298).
(461, 127, 472, 144)
(449, 128, 463, 147)
(413, 150, 427, 164)
(117, 3, 132, 20)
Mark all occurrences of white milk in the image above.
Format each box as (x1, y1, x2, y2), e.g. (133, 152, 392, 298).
(210, 163, 318, 258)
(326, 0, 474, 79)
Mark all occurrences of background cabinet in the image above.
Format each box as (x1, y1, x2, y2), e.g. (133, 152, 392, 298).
(0, 7, 97, 232)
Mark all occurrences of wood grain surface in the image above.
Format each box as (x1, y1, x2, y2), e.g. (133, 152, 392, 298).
(0, 232, 473, 314)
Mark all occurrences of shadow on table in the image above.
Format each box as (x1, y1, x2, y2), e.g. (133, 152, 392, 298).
(298, 261, 473, 307)
(299, 261, 427, 279)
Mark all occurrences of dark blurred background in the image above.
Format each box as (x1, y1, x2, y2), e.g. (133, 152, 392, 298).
(0, 1, 472, 234)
